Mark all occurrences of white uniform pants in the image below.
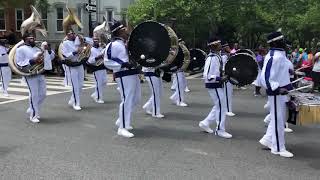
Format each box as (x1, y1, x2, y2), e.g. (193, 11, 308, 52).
(69, 65, 84, 106)
(171, 72, 189, 91)
(63, 64, 71, 87)
(0, 66, 11, 93)
(224, 82, 233, 112)
(24, 75, 46, 119)
(144, 76, 163, 116)
(93, 70, 107, 100)
(202, 88, 227, 132)
(171, 72, 186, 103)
(261, 95, 287, 152)
(116, 74, 141, 129)
(171, 73, 177, 90)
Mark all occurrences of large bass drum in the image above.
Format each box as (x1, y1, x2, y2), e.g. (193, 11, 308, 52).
(128, 21, 179, 67)
(187, 48, 207, 72)
(225, 52, 258, 87)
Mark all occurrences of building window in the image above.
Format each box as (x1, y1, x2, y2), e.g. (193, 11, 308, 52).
(56, 7, 64, 32)
(0, 9, 5, 31)
(77, 6, 82, 32)
(15, 9, 24, 31)
(41, 11, 48, 29)
(106, 9, 113, 24)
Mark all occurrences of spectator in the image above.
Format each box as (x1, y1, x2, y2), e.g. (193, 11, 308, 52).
(5, 29, 17, 45)
(312, 52, 320, 92)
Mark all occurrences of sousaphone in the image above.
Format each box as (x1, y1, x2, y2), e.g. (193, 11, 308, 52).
(8, 5, 47, 76)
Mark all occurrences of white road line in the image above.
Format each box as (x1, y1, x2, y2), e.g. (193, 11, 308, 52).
(186, 72, 203, 79)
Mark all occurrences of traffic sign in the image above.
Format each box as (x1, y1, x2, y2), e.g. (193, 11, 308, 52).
(85, 3, 96, 13)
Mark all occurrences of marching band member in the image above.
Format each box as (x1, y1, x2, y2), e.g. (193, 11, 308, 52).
(221, 41, 235, 117)
(259, 31, 294, 158)
(253, 48, 264, 96)
(142, 67, 164, 118)
(61, 29, 84, 111)
(88, 36, 107, 104)
(16, 33, 46, 123)
(104, 21, 141, 138)
(199, 37, 232, 139)
(170, 39, 188, 107)
(41, 41, 55, 73)
(0, 38, 11, 97)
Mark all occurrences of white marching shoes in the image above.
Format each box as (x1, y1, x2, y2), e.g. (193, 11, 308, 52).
(259, 138, 272, 149)
(117, 128, 134, 138)
(271, 150, 294, 158)
(73, 104, 82, 111)
(153, 114, 165, 118)
(216, 131, 233, 139)
(226, 112, 235, 117)
(176, 102, 188, 107)
(29, 117, 40, 123)
(199, 121, 214, 133)
(185, 87, 190, 92)
(285, 123, 293, 133)
(115, 119, 133, 130)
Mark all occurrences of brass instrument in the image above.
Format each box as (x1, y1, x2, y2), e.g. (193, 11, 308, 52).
(179, 41, 190, 71)
(58, 8, 90, 63)
(8, 5, 47, 76)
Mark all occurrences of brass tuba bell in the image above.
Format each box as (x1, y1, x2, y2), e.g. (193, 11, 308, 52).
(63, 8, 83, 34)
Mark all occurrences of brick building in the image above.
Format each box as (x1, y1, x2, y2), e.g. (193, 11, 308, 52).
(0, 0, 34, 41)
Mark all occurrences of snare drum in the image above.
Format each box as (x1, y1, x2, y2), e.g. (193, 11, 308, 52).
(297, 104, 320, 125)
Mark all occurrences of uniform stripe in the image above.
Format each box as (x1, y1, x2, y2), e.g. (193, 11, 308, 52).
(0, 67, 4, 90)
(215, 89, 222, 131)
(119, 77, 126, 128)
(148, 76, 157, 115)
(274, 95, 280, 152)
(265, 50, 275, 91)
(176, 73, 181, 103)
(93, 72, 100, 100)
(225, 82, 229, 112)
(24, 78, 35, 118)
(69, 68, 77, 105)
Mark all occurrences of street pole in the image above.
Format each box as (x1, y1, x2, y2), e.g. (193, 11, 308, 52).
(88, 0, 93, 37)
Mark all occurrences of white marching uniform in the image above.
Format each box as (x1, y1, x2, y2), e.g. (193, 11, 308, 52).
(63, 64, 71, 87)
(170, 70, 187, 105)
(260, 48, 293, 154)
(41, 42, 55, 71)
(104, 38, 141, 130)
(200, 52, 228, 133)
(88, 46, 107, 102)
(15, 44, 46, 121)
(171, 72, 189, 92)
(142, 67, 163, 116)
(0, 45, 11, 95)
(221, 52, 233, 113)
(61, 39, 84, 108)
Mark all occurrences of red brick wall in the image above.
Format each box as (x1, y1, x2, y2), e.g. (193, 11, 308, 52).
(2, 0, 33, 39)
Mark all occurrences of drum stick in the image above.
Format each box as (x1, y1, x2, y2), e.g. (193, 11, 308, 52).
(291, 77, 304, 84)
(288, 84, 313, 93)
(295, 65, 311, 72)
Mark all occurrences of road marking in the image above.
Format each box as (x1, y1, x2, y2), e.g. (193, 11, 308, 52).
(186, 72, 203, 79)
(0, 74, 116, 105)
(184, 148, 208, 156)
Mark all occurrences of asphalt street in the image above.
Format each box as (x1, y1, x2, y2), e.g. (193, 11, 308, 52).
(0, 77, 320, 180)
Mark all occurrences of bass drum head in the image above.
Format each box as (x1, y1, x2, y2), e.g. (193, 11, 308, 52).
(128, 21, 171, 67)
(188, 48, 206, 72)
(225, 53, 258, 86)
